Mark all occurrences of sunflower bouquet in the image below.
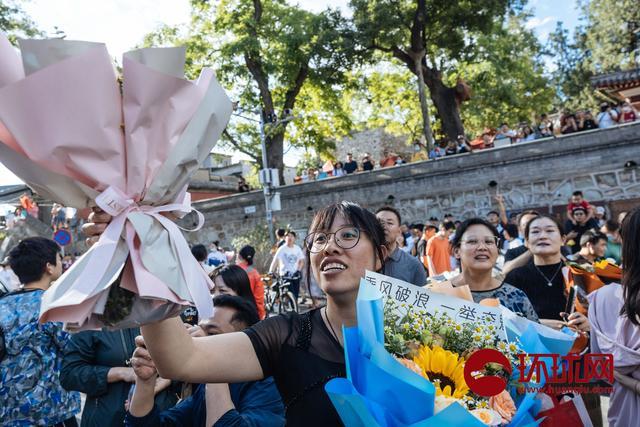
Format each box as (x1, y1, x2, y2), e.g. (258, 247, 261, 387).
(383, 299, 522, 425)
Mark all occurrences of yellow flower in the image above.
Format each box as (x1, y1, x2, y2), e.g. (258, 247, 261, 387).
(413, 345, 469, 399)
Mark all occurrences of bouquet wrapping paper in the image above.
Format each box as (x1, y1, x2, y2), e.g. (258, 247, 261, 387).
(0, 35, 233, 329)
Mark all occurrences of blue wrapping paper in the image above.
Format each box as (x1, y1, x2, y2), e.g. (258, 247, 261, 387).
(326, 279, 578, 426)
(504, 313, 577, 427)
(326, 280, 495, 426)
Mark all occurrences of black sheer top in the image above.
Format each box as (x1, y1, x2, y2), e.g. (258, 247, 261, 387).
(504, 260, 567, 320)
(243, 308, 346, 426)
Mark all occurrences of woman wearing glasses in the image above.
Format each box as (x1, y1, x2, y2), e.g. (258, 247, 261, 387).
(450, 218, 538, 321)
(88, 201, 390, 426)
(504, 215, 590, 332)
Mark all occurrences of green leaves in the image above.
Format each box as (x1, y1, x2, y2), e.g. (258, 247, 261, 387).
(0, 0, 42, 45)
(142, 0, 357, 173)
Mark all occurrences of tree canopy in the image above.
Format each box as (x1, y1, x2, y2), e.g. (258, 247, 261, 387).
(143, 0, 356, 179)
(0, 0, 41, 45)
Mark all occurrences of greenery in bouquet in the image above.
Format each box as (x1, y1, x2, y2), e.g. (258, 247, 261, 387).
(383, 299, 523, 424)
(101, 273, 135, 326)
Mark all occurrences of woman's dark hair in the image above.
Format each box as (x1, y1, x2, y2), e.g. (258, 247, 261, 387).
(504, 223, 519, 240)
(214, 265, 256, 308)
(238, 245, 256, 266)
(450, 218, 500, 250)
(620, 208, 640, 325)
(304, 201, 386, 289)
(603, 219, 619, 233)
(524, 214, 564, 240)
(191, 244, 208, 263)
(579, 230, 607, 248)
(8, 237, 60, 284)
(212, 294, 260, 328)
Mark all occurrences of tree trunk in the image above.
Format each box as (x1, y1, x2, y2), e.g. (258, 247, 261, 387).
(426, 75, 465, 142)
(413, 55, 435, 154)
(266, 131, 285, 185)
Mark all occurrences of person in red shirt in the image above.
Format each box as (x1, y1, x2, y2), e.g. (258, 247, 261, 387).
(567, 190, 595, 225)
(236, 245, 266, 319)
(620, 101, 638, 123)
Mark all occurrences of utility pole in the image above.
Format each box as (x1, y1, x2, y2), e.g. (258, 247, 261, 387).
(233, 106, 298, 244)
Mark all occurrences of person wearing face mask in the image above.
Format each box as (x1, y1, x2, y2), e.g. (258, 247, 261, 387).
(450, 218, 538, 321)
(375, 207, 427, 286)
(504, 215, 590, 332)
(81, 201, 389, 426)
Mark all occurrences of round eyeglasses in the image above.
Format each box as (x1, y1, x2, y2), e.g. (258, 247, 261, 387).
(304, 226, 361, 253)
(460, 236, 499, 248)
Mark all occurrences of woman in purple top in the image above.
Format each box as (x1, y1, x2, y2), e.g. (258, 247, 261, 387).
(589, 207, 640, 426)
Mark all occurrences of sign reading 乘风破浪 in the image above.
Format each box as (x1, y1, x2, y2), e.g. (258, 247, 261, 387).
(364, 270, 506, 340)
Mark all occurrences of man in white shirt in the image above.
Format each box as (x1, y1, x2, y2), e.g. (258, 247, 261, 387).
(269, 231, 304, 299)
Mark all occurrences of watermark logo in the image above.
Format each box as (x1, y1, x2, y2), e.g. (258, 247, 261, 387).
(464, 349, 614, 397)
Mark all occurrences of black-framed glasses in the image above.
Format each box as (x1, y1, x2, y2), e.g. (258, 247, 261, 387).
(304, 226, 361, 253)
(461, 236, 499, 248)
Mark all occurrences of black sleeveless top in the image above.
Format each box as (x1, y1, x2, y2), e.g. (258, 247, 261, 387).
(244, 308, 346, 426)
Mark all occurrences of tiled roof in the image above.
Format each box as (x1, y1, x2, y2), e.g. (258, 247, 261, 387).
(591, 68, 640, 89)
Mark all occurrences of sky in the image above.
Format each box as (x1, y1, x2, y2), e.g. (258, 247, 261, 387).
(0, 0, 581, 186)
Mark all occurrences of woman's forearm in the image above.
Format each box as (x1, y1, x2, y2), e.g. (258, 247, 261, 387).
(141, 317, 264, 384)
(141, 317, 195, 379)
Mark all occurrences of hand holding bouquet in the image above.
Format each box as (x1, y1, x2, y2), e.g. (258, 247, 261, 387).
(0, 35, 233, 329)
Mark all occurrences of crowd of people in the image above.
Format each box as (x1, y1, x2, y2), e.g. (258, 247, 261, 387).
(0, 191, 638, 426)
(290, 100, 639, 182)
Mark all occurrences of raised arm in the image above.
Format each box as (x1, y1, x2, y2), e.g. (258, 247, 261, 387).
(502, 250, 532, 276)
(139, 317, 263, 384)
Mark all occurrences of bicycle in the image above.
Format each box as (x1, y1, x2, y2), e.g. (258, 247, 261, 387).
(261, 272, 298, 316)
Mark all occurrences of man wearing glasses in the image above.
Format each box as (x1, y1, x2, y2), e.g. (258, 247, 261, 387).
(375, 207, 427, 286)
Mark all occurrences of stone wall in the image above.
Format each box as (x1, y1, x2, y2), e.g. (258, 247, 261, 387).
(334, 128, 414, 164)
(188, 123, 640, 248)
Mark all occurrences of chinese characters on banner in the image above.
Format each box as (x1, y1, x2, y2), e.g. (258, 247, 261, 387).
(364, 270, 506, 340)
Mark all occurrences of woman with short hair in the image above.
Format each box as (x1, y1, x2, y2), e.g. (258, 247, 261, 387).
(450, 218, 538, 321)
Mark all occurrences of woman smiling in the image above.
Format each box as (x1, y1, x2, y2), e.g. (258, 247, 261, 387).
(115, 201, 388, 426)
(450, 218, 538, 321)
(505, 215, 589, 331)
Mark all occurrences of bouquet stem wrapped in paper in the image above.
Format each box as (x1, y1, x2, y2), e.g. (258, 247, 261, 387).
(0, 35, 233, 329)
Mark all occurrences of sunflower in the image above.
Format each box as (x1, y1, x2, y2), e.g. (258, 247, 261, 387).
(413, 345, 469, 399)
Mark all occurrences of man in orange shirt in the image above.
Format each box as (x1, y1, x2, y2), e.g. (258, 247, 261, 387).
(426, 221, 455, 276)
